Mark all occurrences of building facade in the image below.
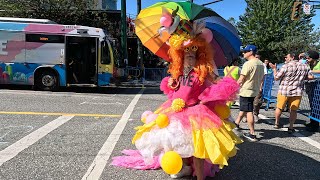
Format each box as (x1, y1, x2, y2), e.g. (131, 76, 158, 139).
(94, 0, 117, 10)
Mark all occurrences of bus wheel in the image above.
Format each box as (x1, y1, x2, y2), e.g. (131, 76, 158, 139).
(36, 71, 58, 91)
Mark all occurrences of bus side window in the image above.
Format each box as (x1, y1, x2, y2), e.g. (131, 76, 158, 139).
(101, 41, 111, 64)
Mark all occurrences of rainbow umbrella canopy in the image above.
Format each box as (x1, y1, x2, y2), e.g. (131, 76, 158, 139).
(135, 1, 241, 67)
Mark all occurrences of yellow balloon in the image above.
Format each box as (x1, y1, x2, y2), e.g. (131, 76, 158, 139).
(214, 104, 230, 119)
(141, 118, 146, 123)
(161, 151, 183, 175)
(156, 113, 169, 128)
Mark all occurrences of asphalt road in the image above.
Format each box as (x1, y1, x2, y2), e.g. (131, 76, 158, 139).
(0, 86, 319, 180)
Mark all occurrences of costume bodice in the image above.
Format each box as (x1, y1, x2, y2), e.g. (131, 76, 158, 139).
(171, 71, 206, 106)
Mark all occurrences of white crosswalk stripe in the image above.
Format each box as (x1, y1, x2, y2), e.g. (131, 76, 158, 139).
(0, 115, 74, 166)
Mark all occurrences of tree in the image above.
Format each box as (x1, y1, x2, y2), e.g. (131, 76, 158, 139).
(237, 0, 320, 63)
(0, 0, 120, 37)
(0, 0, 92, 24)
(227, 17, 238, 28)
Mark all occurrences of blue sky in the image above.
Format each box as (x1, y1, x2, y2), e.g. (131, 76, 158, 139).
(117, 0, 320, 29)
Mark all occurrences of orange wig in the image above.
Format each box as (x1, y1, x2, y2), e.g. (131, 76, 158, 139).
(167, 35, 215, 84)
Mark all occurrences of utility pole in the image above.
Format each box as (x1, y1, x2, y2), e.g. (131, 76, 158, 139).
(137, 0, 143, 69)
(121, 0, 128, 67)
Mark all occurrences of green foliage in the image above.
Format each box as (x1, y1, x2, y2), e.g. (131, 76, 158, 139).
(237, 0, 320, 63)
(0, 0, 92, 24)
(227, 17, 237, 27)
(0, 0, 120, 38)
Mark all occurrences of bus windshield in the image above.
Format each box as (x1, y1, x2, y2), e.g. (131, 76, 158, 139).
(101, 40, 111, 64)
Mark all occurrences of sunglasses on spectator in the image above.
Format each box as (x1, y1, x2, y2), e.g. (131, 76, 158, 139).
(184, 45, 198, 52)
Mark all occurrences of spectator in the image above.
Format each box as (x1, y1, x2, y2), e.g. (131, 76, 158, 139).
(299, 53, 307, 64)
(255, 52, 261, 59)
(305, 50, 320, 132)
(235, 45, 265, 142)
(284, 54, 291, 64)
(255, 52, 268, 74)
(264, 59, 273, 74)
(224, 57, 241, 80)
(252, 54, 268, 122)
(270, 53, 313, 134)
(224, 57, 241, 107)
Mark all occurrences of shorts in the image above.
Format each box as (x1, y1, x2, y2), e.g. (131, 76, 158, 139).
(276, 94, 302, 111)
(239, 96, 255, 112)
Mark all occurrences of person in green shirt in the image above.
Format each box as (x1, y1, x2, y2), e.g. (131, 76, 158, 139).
(305, 50, 320, 132)
(224, 57, 241, 80)
(224, 57, 241, 107)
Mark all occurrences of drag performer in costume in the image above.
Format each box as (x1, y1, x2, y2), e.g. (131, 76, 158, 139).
(112, 7, 242, 180)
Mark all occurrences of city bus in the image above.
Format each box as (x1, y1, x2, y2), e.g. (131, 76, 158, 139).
(0, 17, 114, 90)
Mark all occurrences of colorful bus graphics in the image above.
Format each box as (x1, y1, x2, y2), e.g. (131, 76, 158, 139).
(0, 18, 114, 90)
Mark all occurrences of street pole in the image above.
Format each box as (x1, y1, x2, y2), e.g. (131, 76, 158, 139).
(137, 0, 143, 69)
(121, 0, 128, 67)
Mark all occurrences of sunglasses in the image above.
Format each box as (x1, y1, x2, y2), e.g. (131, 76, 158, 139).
(242, 50, 250, 54)
(184, 45, 198, 52)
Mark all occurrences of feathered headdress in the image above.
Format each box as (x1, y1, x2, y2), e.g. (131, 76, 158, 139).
(158, 7, 213, 50)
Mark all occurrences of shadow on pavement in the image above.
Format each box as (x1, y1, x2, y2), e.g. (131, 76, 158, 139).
(109, 141, 320, 180)
(259, 118, 319, 136)
(211, 142, 320, 180)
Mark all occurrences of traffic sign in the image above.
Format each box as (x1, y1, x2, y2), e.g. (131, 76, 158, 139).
(303, 3, 311, 15)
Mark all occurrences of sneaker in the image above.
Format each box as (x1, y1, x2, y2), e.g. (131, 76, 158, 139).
(305, 122, 312, 127)
(234, 123, 241, 130)
(243, 132, 257, 142)
(170, 165, 192, 179)
(273, 124, 281, 129)
(288, 128, 296, 134)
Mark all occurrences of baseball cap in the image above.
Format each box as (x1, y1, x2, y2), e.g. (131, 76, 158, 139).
(305, 50, 319, 60)
(241, 45, 257, 53)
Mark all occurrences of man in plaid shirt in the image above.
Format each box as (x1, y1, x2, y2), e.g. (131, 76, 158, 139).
(270, 53, 314, 134)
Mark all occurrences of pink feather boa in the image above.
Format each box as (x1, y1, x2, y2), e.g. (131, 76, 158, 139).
(111, 149, 161, 170)
(160, 77, 174, 99)
(199, 77, 239, 104)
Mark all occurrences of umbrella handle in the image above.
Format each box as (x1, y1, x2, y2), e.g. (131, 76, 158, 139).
(158, 15, 180, 37)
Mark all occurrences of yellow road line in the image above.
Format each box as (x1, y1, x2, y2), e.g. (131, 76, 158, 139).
(0, 111, 121, 117)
